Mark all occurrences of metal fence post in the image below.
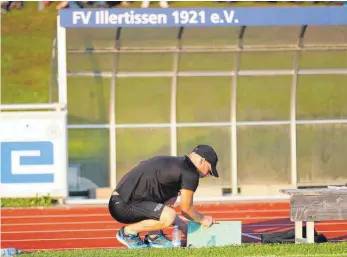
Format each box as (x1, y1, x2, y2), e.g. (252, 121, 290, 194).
(231, 26, 246, 195)
(170, 27, 184, 157)
(57, 16, 67, 106)
(109, 27, 122, 189)
(290, 25, 307, 187)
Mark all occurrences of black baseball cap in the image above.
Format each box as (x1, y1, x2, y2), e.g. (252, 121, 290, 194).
(192, 145, 219, 177)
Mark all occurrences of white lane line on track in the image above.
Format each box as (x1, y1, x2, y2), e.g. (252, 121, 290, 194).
(1, 209, 291, 219)
(3, 224, 347, 234)
(1, 214, 108, 219)
(4, 217, 347, 227)
(242, 233, 261, 240)
(1, 220, 116, 226)
(0, 216, 290, 226)
(249, 230, 347, 234)
(2, 228, 119, 234)
(3, 221, 347, 230)
(2, 231, 346, 242)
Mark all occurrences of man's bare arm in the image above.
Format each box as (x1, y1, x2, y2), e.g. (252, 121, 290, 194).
(179, 189, 205, 223)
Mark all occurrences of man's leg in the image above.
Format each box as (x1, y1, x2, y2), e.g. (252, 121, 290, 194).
(140, 197, 188, 248)
(140, 196, 187, 237)
(116, 201, 177, 248)
(124, 205, 176, 235)
(174, 215, 188, 236)
(125, 197, 189, 248)
(109, 195, 149, 249)
(164, 196, 188, 236)
(117, 208, 175, 249)
(118, 198, 189, 248)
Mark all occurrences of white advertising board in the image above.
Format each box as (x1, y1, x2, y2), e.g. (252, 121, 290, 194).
(0, 111, 68, 198)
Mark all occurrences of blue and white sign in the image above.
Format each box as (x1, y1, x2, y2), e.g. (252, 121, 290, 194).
(0, 111, 68, 198)
(1, 141, 54, 184)
(59, 7, 347, 28)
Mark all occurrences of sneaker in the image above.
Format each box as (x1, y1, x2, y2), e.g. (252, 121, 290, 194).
(116, 227, 149, 249)
(144, 231, 173, 248)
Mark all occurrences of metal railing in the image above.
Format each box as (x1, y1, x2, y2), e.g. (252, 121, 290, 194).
(0, 103, 66, 111)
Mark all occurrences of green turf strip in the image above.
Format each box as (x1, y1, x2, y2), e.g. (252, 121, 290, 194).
(20, 242, 347, 257)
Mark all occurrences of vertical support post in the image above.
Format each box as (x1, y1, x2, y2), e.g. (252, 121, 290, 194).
(57, 15, 68, 197)
(109, 27, 122, 189)
(290, 25, 307, 187)
(170, 27, 184, 157)
(57, 16, 67, 106)
(306, 221, 315, 243)
(295, 221, 303, 243)
(231, 26, 246, 196)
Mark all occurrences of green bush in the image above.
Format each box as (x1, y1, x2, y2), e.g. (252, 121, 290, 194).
(1, 194, 56, 208)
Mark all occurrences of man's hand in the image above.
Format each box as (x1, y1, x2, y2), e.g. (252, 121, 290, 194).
(180, 189, 219, 226)
(201, 215, 218, 228)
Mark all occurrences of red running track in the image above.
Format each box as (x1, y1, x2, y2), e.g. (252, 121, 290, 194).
(1, 201, 347, 251)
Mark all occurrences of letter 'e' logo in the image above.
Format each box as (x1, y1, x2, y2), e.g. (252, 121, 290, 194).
(1, 141, 54, 184)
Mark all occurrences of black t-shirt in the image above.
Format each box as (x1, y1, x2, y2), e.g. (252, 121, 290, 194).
(115, 155, 200, 203)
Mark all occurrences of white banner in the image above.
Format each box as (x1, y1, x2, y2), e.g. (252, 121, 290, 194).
(0, 111, 68, 198)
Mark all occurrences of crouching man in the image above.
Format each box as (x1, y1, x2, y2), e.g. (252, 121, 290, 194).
(108, 145, 219, 248)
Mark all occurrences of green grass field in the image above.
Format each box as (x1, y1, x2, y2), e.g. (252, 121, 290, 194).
(19, 242, 347, 257)
(2, 2, 347, 189)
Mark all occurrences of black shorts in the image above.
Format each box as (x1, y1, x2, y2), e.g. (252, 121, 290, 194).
(108, 194, 165, 224)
